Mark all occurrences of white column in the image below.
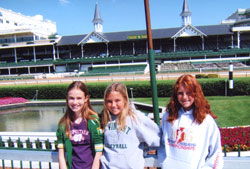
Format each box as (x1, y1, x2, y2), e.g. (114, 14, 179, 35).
(119, 43, 122, 55)
(231, 34, 234, 47)
(202, 36, 204, 50)
(237, 32, 240, 48)
(57, 47, 60, 59)
(133, 42, 135, 55)
(14, 48, 17, 63)
(52, 45, 56, 60)
(33, 46, 36, 62)
(106, 43, 109, 57)
(14, 34, 17, 43)
(174, 38, 176, 52)
(81, 44, 84, 58)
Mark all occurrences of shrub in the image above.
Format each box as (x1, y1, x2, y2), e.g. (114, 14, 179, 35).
(26, 41, 34, 44)
(195, 74, 207, 78)
(196, 73, 219, 78)
(1, 43, 8, 46)
(207, 74, 219, 78)
(0, 78, 249, 99)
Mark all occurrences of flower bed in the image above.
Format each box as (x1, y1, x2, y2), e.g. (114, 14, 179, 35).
(220, 126, 250, 152)
(0, 97, 28, 106)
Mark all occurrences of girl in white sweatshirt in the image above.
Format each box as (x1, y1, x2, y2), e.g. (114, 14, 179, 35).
(158, 74, 224, 169)
(100, 82, 160, 169)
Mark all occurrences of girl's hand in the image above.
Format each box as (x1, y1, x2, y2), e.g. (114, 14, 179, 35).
(58, 148, 67, 169)
(91, 152, 103, 169)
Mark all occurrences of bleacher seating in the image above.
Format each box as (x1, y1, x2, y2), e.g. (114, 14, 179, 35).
(160, 61, 249, 73)
(192, 62, 248, 71)
(84, 64, 147, 76)
(160, 62, 194, 72)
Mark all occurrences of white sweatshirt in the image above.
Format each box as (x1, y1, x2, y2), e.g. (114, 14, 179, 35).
(101, 109, 160, 169)
(158, 108, 224, 169)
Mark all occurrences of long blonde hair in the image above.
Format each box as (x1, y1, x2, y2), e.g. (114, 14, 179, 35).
(101, 83, 135, 130)
(58, 81, 98, 138)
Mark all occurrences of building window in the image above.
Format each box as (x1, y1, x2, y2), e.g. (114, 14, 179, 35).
(0, 19, 3, 23)
(6, 20, 9, 24)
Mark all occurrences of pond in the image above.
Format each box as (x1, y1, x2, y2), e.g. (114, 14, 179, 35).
(0, 102, 157, 132)
(0, 104, 103, 132)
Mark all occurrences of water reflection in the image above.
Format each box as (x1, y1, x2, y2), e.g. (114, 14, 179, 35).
(0, 105, 103, 132)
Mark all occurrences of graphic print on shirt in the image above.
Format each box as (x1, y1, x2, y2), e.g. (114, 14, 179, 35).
(70, 129, 90, 144)
(168, 125, 196, 151)
(105, 121, 131, 149)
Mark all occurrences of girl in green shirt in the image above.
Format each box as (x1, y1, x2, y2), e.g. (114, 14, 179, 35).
(56, 81, 103, 169)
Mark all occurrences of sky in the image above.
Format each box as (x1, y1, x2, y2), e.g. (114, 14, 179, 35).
(0, 0, 250, 36)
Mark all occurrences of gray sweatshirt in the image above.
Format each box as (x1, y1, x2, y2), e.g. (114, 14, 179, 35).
(100, 108, 160, 169)
(158, 108, 224, 169)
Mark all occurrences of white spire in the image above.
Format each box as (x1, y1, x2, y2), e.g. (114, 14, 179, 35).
(92, 2, 103, 32)
(180, 0, 192, 26)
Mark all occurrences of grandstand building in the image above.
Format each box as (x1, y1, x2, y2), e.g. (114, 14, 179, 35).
(0, 7, 59, 76)
(0, 0, 249, 77)
(0, 7, 57, 39)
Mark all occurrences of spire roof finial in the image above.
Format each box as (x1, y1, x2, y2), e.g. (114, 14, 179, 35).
(180, 0, 192, 17)
(92, 2, 103, 24)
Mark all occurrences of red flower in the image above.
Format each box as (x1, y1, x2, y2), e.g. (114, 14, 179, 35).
(220, 126, 250, 152)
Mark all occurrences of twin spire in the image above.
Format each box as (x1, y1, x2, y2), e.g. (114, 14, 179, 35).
(180, 0, 192, 26)
(91, 0, 191, 32)
(92, 2, 103, 32)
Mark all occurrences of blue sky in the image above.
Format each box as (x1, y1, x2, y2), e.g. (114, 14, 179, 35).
(0, 0, 249, 36)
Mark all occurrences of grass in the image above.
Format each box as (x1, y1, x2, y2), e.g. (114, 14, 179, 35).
(36, 96, 250, 128)
(134, 96, 250, 128)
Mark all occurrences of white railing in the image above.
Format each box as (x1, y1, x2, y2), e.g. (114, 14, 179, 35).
(0, 132, 57, 150)
(0, 132, 250, 169)
(0, 71, 250, 86)
(0, 132, 57, 168)
(0, 149, 59, 169)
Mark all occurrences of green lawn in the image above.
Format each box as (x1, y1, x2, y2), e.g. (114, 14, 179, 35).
(38, 96, 250, 128)
(134, 96, 250, 128)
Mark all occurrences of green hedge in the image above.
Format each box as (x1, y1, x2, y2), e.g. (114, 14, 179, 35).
(0, 78, 249, 99)
(195, 74, 219, 78)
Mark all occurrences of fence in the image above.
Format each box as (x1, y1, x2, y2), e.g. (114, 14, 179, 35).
(1, 70, 250, 86)
(0, 132, 57, 169)
(0, 132, 250, 169)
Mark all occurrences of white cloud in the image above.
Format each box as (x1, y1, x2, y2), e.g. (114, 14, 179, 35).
(59, 0, 70, 5)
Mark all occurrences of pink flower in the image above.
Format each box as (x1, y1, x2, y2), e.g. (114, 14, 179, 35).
(0, 97, 28, 106)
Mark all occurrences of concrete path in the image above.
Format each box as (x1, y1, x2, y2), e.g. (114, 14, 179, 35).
(224, 156, 250, 169)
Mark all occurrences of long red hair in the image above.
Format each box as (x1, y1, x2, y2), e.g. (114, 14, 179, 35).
(166, 74, 217, 124)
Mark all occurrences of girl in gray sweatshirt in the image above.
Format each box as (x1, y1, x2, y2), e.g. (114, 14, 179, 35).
(100, 82, 160, 169)
(158, 74, 223, 169)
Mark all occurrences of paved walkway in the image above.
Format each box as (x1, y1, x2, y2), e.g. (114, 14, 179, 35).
(224, 156, 250, 169)
(222, 151, 250, 169)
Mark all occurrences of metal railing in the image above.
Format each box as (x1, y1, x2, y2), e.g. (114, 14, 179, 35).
(0, 132, 250, 169)
(0, 132, 57, 150)
(0, 132, 57, 169)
